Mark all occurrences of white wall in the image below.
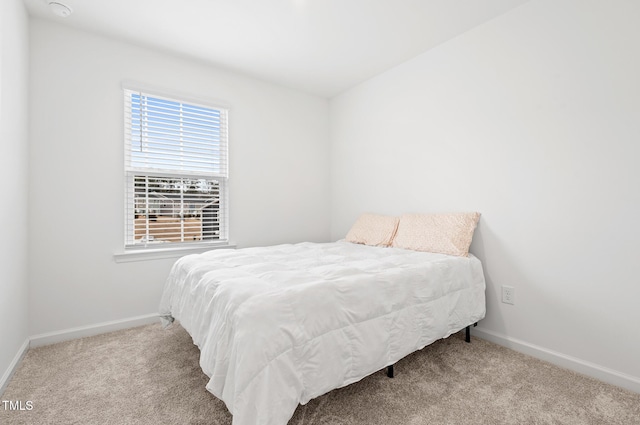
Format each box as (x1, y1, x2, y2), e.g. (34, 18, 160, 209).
(28, 20, 331, 336)
(0, 0, 30, 390)
(330, 0, 640, 389)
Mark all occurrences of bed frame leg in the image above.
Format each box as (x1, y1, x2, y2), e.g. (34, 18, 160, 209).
(465, 323, 478, 343)
(387, 365, 394, 378)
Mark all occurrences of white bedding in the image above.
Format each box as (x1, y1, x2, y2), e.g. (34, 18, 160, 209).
(159, 241, 486, 425)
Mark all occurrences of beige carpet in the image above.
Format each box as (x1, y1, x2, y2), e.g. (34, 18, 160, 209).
(1, 324, 639, 425)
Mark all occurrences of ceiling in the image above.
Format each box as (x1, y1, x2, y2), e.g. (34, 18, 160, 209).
(24, 0, 529, 98)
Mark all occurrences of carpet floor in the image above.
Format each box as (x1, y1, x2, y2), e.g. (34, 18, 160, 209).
(1, 324, 638, 424)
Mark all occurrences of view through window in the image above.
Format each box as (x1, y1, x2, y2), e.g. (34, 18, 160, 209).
(124, 89, 228, 247)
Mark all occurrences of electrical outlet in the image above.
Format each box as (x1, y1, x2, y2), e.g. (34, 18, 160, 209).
(502, 286, 515, 305)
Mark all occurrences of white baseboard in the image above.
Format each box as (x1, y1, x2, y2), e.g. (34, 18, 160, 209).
(0, 338, 30, 397)
(30, 313, 160, 348)
(473, 327, 640, 394)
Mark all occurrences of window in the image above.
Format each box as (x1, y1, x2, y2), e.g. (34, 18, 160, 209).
(124, 88, 228, 249)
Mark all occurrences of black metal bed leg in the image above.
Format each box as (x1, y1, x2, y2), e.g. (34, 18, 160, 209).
(387, 364, 394, 378)
(465, 322, 478, 343)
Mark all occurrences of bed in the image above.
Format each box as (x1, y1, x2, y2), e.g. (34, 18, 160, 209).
(159, 220, 486, 425)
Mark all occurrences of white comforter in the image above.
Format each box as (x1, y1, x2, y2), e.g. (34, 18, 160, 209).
(159, 241, 485, 425)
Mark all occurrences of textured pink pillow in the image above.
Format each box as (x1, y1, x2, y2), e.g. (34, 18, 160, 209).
(345, 213, 399, 247)
(392, 212, 480, 256)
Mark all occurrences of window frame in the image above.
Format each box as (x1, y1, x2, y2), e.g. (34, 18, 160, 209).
(121, 83, 230, 253)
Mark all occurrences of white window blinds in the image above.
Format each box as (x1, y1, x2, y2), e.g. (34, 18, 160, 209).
(124, 88, 229, 248)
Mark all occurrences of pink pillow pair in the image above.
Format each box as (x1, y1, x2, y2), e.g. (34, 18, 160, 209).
(345, 212, 480, 257)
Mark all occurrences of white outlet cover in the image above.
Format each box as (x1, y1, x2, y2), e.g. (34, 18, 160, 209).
(502, 286, 515, 305)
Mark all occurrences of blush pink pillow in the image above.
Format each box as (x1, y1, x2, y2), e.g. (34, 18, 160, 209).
(345, 213, 399, 247)
(392, 212, 480, 257)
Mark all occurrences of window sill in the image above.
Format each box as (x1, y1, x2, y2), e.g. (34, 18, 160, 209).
(113, 242, 236, 263)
